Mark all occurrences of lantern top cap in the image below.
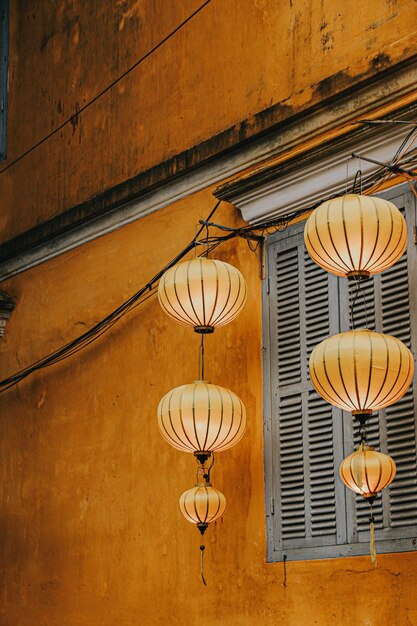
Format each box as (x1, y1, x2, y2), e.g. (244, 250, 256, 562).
(357, 444, 375, 452)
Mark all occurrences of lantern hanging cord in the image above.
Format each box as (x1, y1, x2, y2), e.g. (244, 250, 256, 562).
(196, 452, 215, 483)
(200, 334, 205, 380)
(349, 276, 369, 331)
(353, 168, 363, 195)
(203, 452, 214, 482)
(355, 416, 369, 445)
(205, 223, 210, 258)
(349, 278, 360, 330)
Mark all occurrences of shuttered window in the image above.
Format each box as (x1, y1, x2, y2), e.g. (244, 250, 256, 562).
(263, 184, 417, 561)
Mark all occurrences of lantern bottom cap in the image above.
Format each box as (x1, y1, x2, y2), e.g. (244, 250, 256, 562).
(194, 325, 215, 334)
(347, 271, 371, 279)
(194, 451, 212, 465)
(197, 522, 209, 535)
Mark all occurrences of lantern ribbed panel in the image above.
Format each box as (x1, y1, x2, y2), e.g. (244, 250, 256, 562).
(179, 483, 226, 525)
(304, 194, 407, 277)
(309, 329, 414, 413)
(158, 258, 247, 331)
(157, 380, 246, 453)
(339, 445, 396, 498)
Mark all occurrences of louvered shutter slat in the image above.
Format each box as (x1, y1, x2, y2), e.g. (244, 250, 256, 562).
(276, 246, 305, 541)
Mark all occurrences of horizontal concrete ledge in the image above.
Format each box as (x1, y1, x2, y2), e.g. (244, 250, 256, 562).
(0, 54, 416, 282)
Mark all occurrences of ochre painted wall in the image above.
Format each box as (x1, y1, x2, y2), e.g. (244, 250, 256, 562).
(1, 0, 417, 240)
(1, 191, 417, 625)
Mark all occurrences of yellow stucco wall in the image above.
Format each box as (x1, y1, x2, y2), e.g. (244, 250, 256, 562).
(1, 1, 417, 623)
(1, 0, 417, 240)
(1, 191, 417, 625)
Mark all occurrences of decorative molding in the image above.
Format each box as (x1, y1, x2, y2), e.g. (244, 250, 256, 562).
(0, 56, 417, 281)
(215, 114, 416, 223)
(0, 290, 15, 337)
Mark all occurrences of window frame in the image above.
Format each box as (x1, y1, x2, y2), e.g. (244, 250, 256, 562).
(263, 183, 417, 562)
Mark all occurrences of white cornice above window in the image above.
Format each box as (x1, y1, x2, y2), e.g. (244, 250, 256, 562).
(215, 117, 416, 224)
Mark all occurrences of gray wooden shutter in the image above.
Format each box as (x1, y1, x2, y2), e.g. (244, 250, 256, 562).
(264, 183, 417, 562)
(264, 225, 346, 561)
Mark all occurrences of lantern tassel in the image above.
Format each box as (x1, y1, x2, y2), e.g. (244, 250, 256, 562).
(369, 502, 377, 567)
(200, 544, 207, 586)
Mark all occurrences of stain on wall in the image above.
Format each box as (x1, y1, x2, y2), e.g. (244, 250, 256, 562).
(1, 0, 416, 241)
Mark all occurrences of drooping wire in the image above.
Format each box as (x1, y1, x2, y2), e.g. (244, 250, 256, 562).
(0, 199, 221, 393)
(0, 0, 213, 176)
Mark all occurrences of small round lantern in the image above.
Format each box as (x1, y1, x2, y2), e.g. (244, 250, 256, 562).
(157, 380, 246, 463)
(339, 444, 396, 498)
(180, 481, 226, 585)
(158, 258, 247, 333)
(309, 329, 414, 415)
(340, 443, 396, 564)
(179, 481, 226, 534)
(304, 194, 407, 277)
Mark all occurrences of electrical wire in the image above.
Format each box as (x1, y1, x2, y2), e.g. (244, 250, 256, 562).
(0, 122, 416, 393)
(0, 199, 221, 394)
(0, 0, 213, 176)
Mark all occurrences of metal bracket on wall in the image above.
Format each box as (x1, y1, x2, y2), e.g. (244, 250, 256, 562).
(0, 291, 15, 337)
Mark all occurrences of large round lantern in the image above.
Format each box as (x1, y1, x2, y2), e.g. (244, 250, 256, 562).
(158, 258, 247, 333)
(179, 482, 226, 534)
(157, 380, 246, 462)
(340, 444, 396, 498)
(309, 329, 414, 414)
(304, 194, 407, 277)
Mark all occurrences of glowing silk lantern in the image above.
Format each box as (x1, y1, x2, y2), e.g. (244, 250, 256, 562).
(180, 481, 227, 585)
(339, 444, 396, 499)
(158, 258, 247, 333)
(309, 329, 414, 415)
(304, 194, 407, 277)
(179, 482, 226, 535)
(340, 443, 396, 564)
(157, 380, 246, 464)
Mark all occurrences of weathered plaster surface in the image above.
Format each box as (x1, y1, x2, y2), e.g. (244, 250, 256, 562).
(1, 0, 417, 241)
(0, 194, 416, 625)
